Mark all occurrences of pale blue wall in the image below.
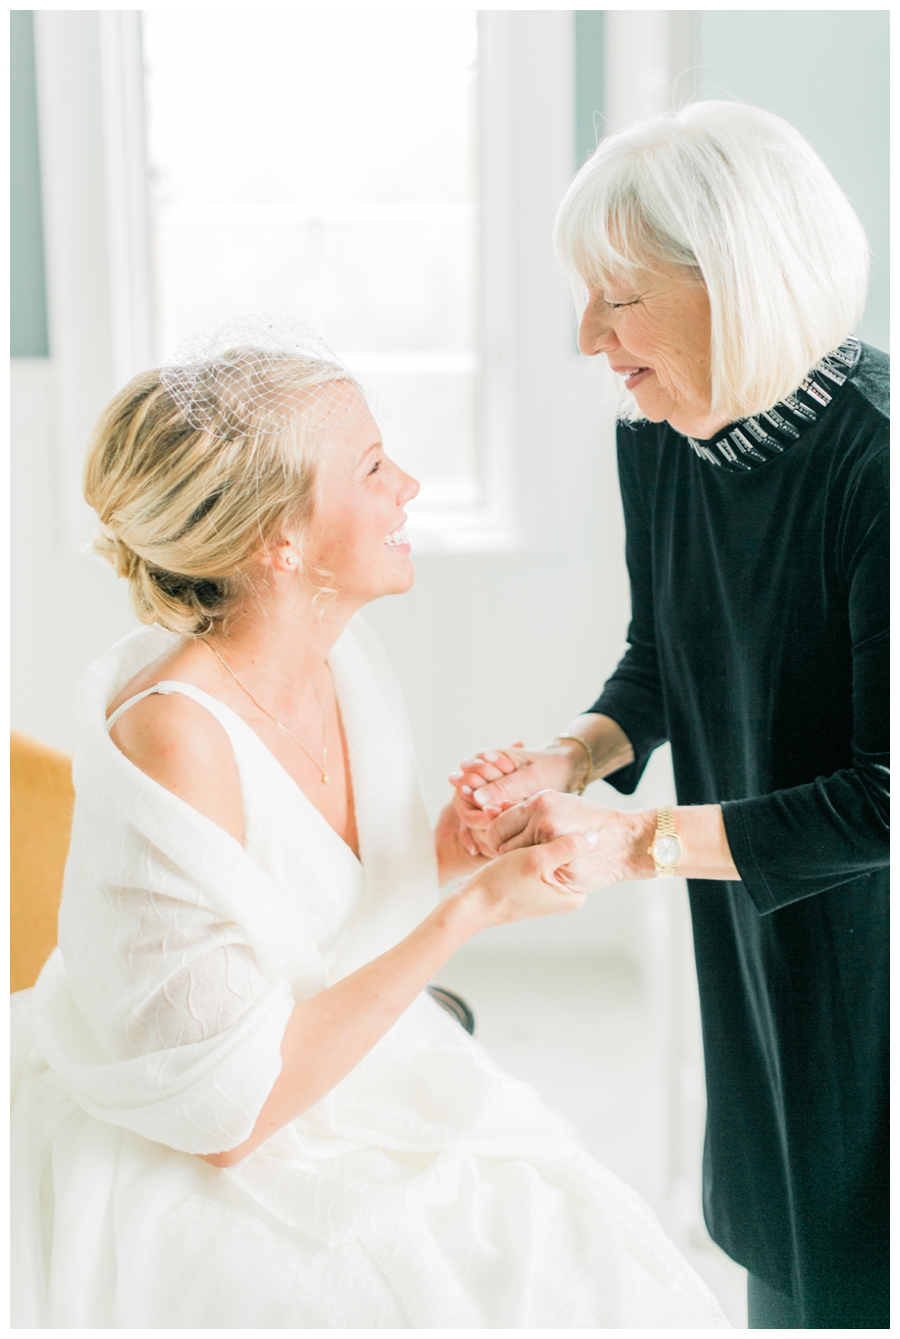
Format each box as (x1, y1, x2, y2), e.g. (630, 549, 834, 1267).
(699, 10, 889, 351)
(574, 10, 605, 168)
(10, 9, 50, 358)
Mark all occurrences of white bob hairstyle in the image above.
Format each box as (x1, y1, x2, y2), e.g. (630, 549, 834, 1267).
(554, 100, 870, 420)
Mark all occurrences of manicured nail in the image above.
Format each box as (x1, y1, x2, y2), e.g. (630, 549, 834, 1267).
(473, 787, 491, 805)
(483, 751, 499, 762)
(449, 771, 463, 781)
(461, 758, 477, 768)
(461, 785, 472, 796)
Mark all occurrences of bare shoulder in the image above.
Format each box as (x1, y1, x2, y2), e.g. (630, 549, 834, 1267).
(110, 688, 244, 844)
(105, 640, 202, 720)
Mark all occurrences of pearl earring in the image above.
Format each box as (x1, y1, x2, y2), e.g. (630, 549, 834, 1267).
(285, 555, 297, 567)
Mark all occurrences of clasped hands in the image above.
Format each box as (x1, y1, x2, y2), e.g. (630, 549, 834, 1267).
(439, 740, 654, 892)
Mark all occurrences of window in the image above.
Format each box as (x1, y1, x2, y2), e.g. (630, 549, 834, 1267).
(142, 12, 481, 518)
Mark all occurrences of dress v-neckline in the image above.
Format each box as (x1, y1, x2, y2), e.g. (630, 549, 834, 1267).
(228, 692, 363, 867)
(121, 676, 363, 868)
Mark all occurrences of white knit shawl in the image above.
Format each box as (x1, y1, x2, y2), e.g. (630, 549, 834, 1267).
(30, 615, 440, 1156)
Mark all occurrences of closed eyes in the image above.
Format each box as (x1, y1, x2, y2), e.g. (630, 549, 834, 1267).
(587, 295, 639, 317)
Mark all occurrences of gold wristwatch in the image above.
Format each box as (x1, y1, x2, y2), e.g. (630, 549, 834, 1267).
(649, 806, 683, 877)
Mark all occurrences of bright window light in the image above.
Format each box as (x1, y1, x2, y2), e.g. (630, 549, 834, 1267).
(141, 12, 480, 510)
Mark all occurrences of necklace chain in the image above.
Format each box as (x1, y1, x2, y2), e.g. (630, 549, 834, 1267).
(202, 641, 329, 784)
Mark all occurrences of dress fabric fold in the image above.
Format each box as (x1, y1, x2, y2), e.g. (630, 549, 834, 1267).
(11, 617, 728, 1328)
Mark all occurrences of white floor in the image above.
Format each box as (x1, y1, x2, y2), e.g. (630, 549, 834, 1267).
(434, 950, 749, 1329)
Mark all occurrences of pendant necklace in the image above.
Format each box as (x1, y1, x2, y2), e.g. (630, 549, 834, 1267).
(203, 640, 329, 784)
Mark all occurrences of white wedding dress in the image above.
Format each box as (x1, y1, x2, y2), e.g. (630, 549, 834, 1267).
(11, 617, 728, 1328)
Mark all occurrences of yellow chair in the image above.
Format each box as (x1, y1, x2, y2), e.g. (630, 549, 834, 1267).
(10, 732, 75, 993)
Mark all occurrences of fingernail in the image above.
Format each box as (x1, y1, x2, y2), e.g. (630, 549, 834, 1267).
(449, 771, 463, 781)
(483, 751, 498, 762)
(585, 832, 598, 845)
(473, 788, 491, 805)
(461, 758, 477, 768)
(461, 785, 472, 796)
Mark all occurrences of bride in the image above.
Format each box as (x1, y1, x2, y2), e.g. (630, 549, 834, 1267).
(11, 326, 727, 1328)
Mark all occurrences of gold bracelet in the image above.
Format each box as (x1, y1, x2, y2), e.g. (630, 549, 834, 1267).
(555, 734, 594, 796)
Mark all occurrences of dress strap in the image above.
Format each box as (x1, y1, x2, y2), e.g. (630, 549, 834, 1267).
(105, 680, 242, 736)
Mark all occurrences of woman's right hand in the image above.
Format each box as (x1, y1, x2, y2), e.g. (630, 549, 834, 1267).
(448, 718, 634, 851)
(453, 830, 598, 931)
(449, 741, 588, 843)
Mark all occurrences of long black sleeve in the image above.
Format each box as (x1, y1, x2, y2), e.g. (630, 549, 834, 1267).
(721, 447, 888, 910)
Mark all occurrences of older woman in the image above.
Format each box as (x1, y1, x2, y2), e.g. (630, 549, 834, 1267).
(453, 101, 888, 1330)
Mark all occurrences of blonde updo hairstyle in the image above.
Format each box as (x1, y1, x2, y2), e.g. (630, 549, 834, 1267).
(554, 100, 870, 421)
(84, 351, 361, 635)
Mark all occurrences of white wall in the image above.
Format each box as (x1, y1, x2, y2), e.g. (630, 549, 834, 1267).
(11, 360, 138, 747)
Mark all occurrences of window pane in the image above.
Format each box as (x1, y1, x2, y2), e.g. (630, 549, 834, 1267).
(142, 12, 479, 506)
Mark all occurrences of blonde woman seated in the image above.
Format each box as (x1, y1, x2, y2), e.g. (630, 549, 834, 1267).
(11, 327, 727, 1329)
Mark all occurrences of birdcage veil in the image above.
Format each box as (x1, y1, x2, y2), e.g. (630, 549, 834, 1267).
(159, 315, 377, 440)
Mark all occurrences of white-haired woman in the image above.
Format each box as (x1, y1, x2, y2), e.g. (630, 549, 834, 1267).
(10, 332, 729, 1327)
(452, 101, 888, 1330)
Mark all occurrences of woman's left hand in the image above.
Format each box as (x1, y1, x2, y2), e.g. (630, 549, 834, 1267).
(482, 790, 655, 891)
(435, 800, 492, 885)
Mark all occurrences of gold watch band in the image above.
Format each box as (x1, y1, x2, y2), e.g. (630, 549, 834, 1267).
(657, 805, 677, 836)
(649, 805, 682, 876)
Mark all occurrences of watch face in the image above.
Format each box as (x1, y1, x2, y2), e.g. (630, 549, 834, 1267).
(653, 835, 682, 867)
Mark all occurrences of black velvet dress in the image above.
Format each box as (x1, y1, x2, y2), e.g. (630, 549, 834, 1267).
(591, 338, 889, 1329)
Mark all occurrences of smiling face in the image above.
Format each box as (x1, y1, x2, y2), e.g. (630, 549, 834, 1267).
(579, 263, 730, 439)
(298, 400, 420, 609)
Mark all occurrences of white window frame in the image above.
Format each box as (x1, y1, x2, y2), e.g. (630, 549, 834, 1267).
(35, 10, 523, 554)
(410, 10, 518, 553)
(34, 11, 154, 548)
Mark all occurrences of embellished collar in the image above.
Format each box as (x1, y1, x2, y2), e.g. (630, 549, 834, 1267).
(686, 335, 861, 471)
